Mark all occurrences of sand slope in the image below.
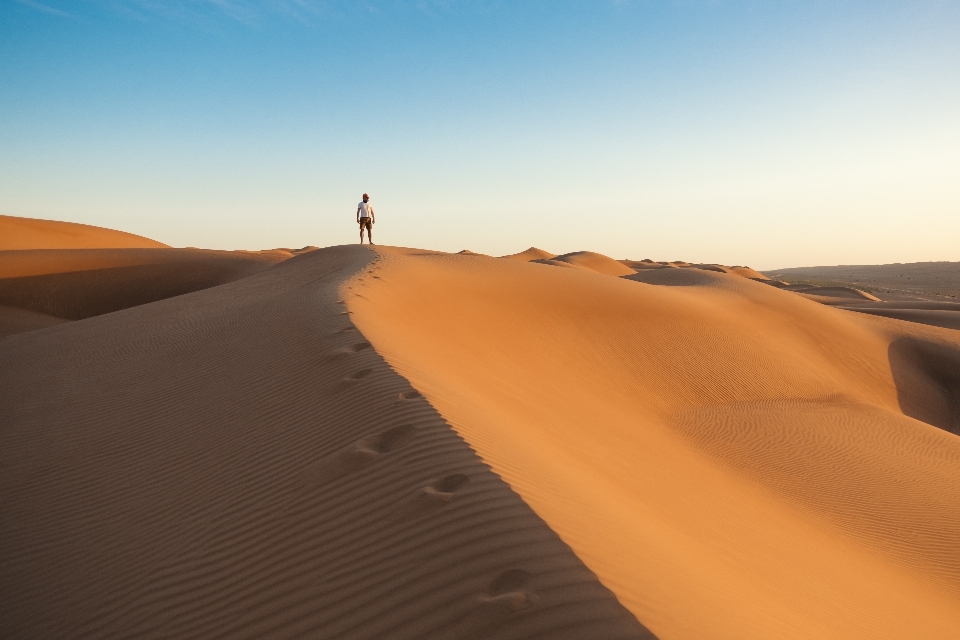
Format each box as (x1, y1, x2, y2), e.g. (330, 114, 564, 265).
(0, 245, 653, 639)
(501, 247, 557, 261)
(544, 251, 637, 276)
(0, 304, 69, 336)
(349, 247, 960, 640)
(0, 248, 290, 329)
(0, 214, 169, 250)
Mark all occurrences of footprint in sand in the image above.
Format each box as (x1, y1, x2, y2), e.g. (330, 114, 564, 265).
(328, 368, 374, 395)
(300, 425, 418, 486)
(393, 474, 470, 522)
(480, 570, 538, 612)
(327, 342, 373, 361)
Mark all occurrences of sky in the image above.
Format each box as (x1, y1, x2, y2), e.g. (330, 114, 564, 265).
(1, 0, 958, 269)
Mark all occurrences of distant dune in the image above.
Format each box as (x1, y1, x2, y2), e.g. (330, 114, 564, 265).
(3, 221, 960, 640)
(765, 261, 960, 300)
(0, 214, 169, 250)
(765, 261, 960, 331)
(501, 246, 557, 262)
(0, 248, 291, 335)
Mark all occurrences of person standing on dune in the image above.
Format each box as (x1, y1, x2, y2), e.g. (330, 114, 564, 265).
(356, 193, 375, 245)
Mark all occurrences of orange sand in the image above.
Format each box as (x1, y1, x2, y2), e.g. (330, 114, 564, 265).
(0, 214, 169, 250)
(349, 246, 960, 640)
(1, 235, 652, 638)
(5, 215, 960, 639)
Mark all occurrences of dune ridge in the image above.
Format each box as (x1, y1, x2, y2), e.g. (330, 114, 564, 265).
(349, 246, 960, 640)
(0, 214, 169, 250)
(0, 245, 655, 639)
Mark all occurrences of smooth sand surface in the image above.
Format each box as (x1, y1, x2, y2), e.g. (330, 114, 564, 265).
(843, 307, 960, 332)
(539, 251, 638, 276)
(350, 246, 960, 640)
(501, 247, 557, 261)
(1, 245, 654, 639)
(0, 214, 169, 250)
(0, 248, 290, 331)
(793, 286, 881, 302)
(0, 303, 69, 335)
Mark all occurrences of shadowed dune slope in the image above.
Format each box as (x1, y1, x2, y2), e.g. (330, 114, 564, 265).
(0, 304, 69, 336)
(0, 248, 290, 328)
(349, 247, 960, 640)
(846, 307, 960, 332)
(620, 260, 676, 270)
(0, 214, 169, 250)
(0, 245, 654, 640)
(795, 286, 880, 302)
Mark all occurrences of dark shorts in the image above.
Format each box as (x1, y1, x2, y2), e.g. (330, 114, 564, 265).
(359, 218, 372, 230)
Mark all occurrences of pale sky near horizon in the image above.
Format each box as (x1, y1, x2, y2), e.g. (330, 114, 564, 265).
(1, 1, 958, 270)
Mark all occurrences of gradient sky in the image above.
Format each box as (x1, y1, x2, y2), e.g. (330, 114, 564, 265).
(2, 0, 958, 269)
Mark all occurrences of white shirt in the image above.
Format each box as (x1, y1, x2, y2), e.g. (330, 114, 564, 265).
(358, 201, 372, 218)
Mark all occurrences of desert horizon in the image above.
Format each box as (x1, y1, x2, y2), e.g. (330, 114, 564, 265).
(3, 214, 960, 639)
(3, 3, 958, 637)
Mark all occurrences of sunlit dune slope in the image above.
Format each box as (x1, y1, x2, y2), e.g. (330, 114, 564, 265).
(349, 246, 960, 640)
(542, 251, 637, 276)
(0, 245, 654, 640)
(501, 247, 557, 261)
(0, 214, 169, 250)
(0, 248, 290, 330)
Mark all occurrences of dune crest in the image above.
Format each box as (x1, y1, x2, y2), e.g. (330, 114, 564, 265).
(538, 251, 637, 276)
(0, 214, 169, 250)
(501, 247, 557, 261)
(349, 246, 960, 640)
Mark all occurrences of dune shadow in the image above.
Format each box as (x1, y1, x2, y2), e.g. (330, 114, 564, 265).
(623, 269, 720, 287)
(889, 337, 960, 436)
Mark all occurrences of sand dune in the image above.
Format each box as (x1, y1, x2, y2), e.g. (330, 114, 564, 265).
(0, 304, 69, 336)
(0, 248, 289, 332)
(501, 247, 557, 261)
(350, 246, 960, 640)
(0, 214, 169, 250)
(6, 223, 960, 640)
(0, 245, 653, 639)
(760, 278, 960, 331)
(765, 260, 960, 300)
(843, 306, 960, 332)
(535, 251, 637, 276)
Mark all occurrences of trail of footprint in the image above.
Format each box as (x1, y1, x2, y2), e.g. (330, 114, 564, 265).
(299, 425, 418, 486)
(327, 368, 374, 395)
(392, 474, 470, 522)
(326, 342, 373, 361)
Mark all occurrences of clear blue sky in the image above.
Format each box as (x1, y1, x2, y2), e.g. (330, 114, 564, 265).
(2, 1, 958, 269)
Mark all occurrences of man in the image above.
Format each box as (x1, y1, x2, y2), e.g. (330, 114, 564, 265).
(356, 193, 375, 244)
